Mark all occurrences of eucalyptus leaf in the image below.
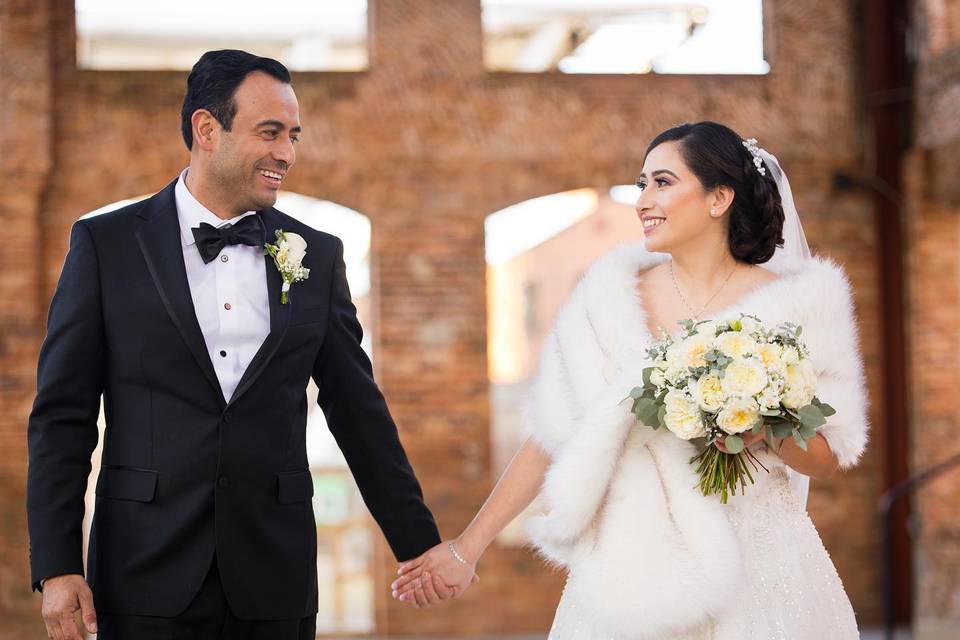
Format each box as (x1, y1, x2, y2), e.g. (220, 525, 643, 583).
(793, 430, 808, 450)
(642, 369, 654, 387)
(630, 385, 645, 399)
(724, 435, 744, 454)
(798, 405, 827, 429)
(771, 422, 795, 439)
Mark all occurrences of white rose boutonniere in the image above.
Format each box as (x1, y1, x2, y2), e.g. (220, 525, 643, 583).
(264, 229, 310, 304)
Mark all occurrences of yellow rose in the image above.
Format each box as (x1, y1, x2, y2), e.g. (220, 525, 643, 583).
(715, 331, 759, 359)
(663, 390, 707, 440)
(692, 372, 725, 413)
(720, 358, 768, 397)
(717, 396, 761, 434)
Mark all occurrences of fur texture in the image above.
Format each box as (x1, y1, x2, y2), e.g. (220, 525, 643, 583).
(523, 242, 870, 637)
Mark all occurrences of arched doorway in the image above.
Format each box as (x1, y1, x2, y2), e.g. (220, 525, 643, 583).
(485, 185, 643, 543)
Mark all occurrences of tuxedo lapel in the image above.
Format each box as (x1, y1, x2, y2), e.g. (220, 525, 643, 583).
(225, 208, 292, 409)
(134, 179, 226, 407)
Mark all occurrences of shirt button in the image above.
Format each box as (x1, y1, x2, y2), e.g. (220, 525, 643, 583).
(224, 303, 232, 310)
(221, 255, 229, 263)
(219, 350, 227, 357)
(217, 476, 230, 488)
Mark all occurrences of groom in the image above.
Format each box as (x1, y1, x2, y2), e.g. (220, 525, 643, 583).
(27, 49, 443, 639)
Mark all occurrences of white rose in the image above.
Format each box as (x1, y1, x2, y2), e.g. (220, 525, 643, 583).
(757, 385, 782, 411)
(717, 396, 762, 434)
(739, 316, 760, 334)
(664, 343, 686, 382)
(283, 232, 308, 264)
(783, 359, 817, 409)
(715, 331, 759, 359)
(694, 320, 720, 337)
(650, 368, 666, 387)
(663, 390, 707, 440)
(720, 358, 769, 397)
(692, 372, 725, 413)
(781, 345, 800, 365)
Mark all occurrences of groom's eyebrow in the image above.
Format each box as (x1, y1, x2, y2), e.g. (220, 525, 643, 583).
(256, 119, 303, 133)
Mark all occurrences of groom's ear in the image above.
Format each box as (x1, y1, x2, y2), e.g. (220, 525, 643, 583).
(191, 109, 218, 151)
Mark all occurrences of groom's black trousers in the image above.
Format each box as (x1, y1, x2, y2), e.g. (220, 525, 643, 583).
(95, 554, 316, 640)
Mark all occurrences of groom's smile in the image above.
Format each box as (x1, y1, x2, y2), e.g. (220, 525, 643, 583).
(209, 71, 301, 214)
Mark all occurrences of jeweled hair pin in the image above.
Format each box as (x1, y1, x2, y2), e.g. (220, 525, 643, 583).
(741, 138, 767, 176)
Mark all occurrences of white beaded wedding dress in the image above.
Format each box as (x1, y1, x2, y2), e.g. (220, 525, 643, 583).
(547, 450, 860, 639)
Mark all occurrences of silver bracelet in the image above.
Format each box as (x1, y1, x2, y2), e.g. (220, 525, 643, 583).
(448, 541, 470, 565)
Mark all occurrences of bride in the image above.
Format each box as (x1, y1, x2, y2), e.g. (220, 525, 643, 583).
(390, 121, 868, 639)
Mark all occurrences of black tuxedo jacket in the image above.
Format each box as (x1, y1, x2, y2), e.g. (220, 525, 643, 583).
(26, 179, 440, 619)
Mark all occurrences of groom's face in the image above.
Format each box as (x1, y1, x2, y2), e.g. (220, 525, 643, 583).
(210, 71, 301, 213)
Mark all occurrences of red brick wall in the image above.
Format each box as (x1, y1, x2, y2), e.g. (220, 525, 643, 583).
(906, 3, 960, 631)
(0, 1, 891, 636)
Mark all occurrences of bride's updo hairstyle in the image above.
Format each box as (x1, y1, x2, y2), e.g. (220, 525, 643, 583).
(645, 121, 785, 264)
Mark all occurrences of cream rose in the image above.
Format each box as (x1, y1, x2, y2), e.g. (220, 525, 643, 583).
(756, 343, 782, 368)
(783, 359, 817, 409)
(678, 333, 714, 369)
(717, 396, 761, 434)
(720, 358, 769, 397)
(692, 372, 725, 413)
(663, 390, 707, 440)
(715, 331, 759, 359)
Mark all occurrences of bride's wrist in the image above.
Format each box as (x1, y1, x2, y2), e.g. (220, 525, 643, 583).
(453, 533, 484, 565)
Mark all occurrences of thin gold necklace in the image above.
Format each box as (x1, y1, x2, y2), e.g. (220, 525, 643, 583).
(670, 260, 740, 320)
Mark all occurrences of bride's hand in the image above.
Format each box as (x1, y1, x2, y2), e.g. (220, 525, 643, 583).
(390, 539, 480, 608)
(714, 426, 769, 454)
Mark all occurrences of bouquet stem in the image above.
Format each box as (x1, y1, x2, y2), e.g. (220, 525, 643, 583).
(690, 445, 768, 504)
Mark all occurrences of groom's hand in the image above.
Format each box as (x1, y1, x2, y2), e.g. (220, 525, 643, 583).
(391, 541, 481, 609)
(41, 574, 98, 639)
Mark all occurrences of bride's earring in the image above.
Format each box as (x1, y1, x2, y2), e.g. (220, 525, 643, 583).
(710, 207, 718, 217)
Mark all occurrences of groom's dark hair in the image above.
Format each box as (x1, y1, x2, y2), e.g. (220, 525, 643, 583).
(181, 49, 292, 150)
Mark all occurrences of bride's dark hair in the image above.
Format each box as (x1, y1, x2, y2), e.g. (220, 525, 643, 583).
(645, 121, 785, 264)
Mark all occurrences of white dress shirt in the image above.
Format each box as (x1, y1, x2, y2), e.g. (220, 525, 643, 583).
(174, 168, 271, 403)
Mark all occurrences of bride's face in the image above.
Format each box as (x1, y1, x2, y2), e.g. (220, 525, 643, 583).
(635, 141, 719, 254)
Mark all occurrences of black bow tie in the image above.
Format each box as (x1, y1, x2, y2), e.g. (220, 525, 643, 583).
(191, 215, 265, 264)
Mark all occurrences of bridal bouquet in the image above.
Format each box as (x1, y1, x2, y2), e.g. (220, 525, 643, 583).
(628, 314, 835, 503)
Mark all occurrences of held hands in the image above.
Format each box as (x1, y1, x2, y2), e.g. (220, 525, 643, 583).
(40, 574, 98, 640)
(390, 539, 480, 609)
